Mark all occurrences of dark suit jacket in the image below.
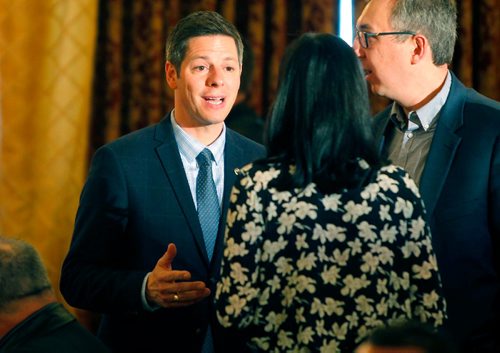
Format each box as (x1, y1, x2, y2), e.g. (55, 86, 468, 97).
(60, 115, 265, 353)
(373, 73, 500, 353)
(0, 303, 110, 353)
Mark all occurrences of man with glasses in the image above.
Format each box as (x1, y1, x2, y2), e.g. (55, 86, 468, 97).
(354, 1, 500, 353)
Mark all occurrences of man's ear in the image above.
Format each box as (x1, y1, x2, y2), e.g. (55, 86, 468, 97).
(410, 35, 427, 65)
(165, 61, 178, 89)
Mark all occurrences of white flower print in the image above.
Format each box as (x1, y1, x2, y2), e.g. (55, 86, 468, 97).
(377, 173, 399, 193)
(265, 311, 287, 332)
(358, 221, 377, 242)
(297, 252, 318, 271)
(333, 248, 350, 266)
(242, 221, 263, 244)
(331, 322, 348, 340)
(295, 233, 309, 250)
(380, 224, 398, 243)
(361, 252, 379, 274)
(262, 236, 287, 262)
(235, 203, 248, 221)
(297, 326, 315, 345)
(267, 275, 282, 293)
(271, 189, 293, 203)
(341, 274, 370, 296)
(266, 202, 278, 221)
(423, 290, 440, 309)
(343, 200, 372, 223)
(277, 212, 296, 234)
(229, 262, 248, 285)
(296, 307, 306, 323)
(281, 286, 297, 307)
(395, 197, 414, 218)
(321, 265, 341, 285)
(294, 201, 318, 220)
(224, 237, 249, 259)
(324, 298, 344, 316)
(254, 169, 280, 191)
(379, 204, 392, 221)
(402, 172, 420, 196)
(300, 183, 317, 197)
(275, 256, 293, 275)
(361, 182, 380, 202)
(216, 161, 446, 352)
(401, 241, 422, 258)
(347, 238, 363, 255)
(413, 261, 435, 280)
(320, 339, 340, 353)
(225, 294, 246, 316)
(321, 194, 342, 212)
(409, 216, 426, 239)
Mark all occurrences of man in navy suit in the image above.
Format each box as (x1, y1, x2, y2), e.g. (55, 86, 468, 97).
(61, 11, 265, 353)
(354, 1, 500, 352)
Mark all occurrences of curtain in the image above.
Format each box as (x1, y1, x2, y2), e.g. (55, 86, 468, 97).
(454, 0, 499, 101)
(0, 0, 98, 306)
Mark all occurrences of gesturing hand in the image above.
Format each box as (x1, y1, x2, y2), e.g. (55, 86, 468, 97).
(146, 243, 210, 308)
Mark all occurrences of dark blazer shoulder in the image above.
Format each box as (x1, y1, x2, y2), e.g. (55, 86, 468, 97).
(225, 127, 266, 159)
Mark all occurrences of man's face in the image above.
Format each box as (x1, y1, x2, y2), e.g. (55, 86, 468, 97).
(166, 35, 241, 129)
(353, 0, 414, 100)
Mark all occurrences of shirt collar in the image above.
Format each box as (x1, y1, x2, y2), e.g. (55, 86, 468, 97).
(390, 70, 452, 131)
(170, 110, 226, 165)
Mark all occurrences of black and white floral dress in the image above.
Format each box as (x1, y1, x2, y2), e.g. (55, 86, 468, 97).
(215, 160, 446, 353)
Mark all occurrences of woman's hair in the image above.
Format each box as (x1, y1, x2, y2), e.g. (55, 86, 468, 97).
(266, 33, 383, 192)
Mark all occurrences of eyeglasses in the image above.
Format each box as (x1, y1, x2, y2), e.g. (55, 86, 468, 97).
(355, 29, 416, 49)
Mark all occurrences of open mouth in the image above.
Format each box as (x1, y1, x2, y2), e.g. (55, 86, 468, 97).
(204, 96, 225, 105)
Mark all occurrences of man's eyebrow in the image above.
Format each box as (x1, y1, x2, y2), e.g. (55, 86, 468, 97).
(189, 55, 238, 62)
(357, 23, 372, 31)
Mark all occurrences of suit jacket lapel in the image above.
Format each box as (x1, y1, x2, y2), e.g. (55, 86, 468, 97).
(419, 74, 465, 217)
(154, 117, 210, 266)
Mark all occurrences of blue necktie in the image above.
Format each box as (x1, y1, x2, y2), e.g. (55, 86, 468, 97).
(196, 148, 218, 353)
(196, 148, 220, 262)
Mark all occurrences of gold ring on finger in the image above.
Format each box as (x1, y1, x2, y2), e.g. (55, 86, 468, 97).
(173, 293, 180, 302)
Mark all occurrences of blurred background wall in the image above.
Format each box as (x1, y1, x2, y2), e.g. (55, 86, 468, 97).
(0, 0, 498, 329)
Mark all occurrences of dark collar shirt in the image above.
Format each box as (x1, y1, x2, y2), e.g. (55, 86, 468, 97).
(387, 72, 452, 186)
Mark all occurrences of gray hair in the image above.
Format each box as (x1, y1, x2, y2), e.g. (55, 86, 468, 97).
(391, 0, 457, 65)
(166, 11, 244, 75)
(0, 236, 52, 309)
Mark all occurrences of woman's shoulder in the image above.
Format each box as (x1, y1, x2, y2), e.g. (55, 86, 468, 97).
(372, 164, 421, 197)
(235, 158, 287, 178)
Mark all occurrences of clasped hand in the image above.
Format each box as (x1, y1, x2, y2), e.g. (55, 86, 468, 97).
(146, 243, 211, 308)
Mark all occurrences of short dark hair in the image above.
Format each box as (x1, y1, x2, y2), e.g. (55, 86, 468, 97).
(361, 321, 458, 353)
(0, 236, 52, 309)
(166, 11, 243, 75)
(266, 33, 383, 193)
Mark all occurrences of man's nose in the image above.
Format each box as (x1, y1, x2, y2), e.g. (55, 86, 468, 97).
(207, 68, 224, 87)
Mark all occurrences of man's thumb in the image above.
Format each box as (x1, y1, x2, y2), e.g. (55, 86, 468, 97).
(157, 243, 177, 269)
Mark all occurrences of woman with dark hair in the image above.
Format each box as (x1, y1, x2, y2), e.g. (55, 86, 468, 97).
(215, 33, 446, 353)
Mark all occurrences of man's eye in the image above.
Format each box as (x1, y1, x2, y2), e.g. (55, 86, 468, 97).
(194, 66, 207, 71)
(225, 66, 235, 72)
